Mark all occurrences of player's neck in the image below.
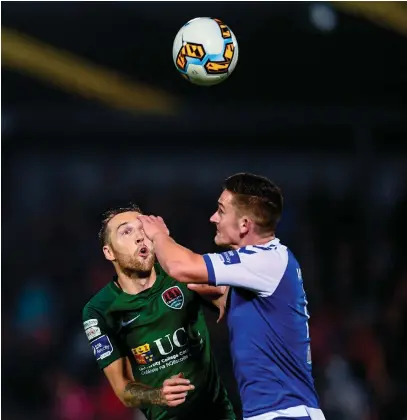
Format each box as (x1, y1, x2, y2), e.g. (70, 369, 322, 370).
(116, 267, 157, 295)
(235, 233, 275, 249)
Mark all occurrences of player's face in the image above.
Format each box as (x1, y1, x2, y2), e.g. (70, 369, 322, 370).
(210, 190, 243, 248)
(103, 211, 155, 274)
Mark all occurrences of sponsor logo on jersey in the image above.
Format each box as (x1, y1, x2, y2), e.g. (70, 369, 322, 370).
(83, 319, 98, 329)
(85, 326, 101, 341)
(91, 335, 113, 360)
(131, 327, 203, 375)
(131, 327, 191, 365)
(218, 250, 241, 265)
(162, 286, 184, 310)
(132, 343, 155, 365)
(121, 315, 140, 327)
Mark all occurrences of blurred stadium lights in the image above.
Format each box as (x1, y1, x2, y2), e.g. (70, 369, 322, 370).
(309, 1, 407, 37)
(332, 1, 407, 37)
(309, 3, 338, 32)
(1, 114, 13, 137)
(1, 27, 178, 116)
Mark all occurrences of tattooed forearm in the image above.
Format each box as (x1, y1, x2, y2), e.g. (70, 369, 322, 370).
(123, 382, 166, 408)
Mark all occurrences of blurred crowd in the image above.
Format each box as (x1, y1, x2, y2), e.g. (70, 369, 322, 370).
(2, 155, 407, 420)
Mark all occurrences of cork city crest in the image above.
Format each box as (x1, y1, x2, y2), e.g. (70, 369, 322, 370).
(161, 286, 184, 310)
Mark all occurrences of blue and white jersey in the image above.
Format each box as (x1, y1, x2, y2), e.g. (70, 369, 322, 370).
(203, 238, 323, 420)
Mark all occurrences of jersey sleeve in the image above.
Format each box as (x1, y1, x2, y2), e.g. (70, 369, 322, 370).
(202, 245, 288, 296)
(82, 305, 127, 370)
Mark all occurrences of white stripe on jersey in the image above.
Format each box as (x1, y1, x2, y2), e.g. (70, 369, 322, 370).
(244, 405, 326, 420)
(203, 238, 288, 297)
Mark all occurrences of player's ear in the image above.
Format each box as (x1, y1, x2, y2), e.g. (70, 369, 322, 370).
(103, 244, 115, 261)
(239, 216, 250, 234)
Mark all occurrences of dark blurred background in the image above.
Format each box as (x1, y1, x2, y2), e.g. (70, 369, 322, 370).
(2, 2, 407, 420)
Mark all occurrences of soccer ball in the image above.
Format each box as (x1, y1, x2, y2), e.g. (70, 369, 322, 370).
(172, 17, 239, 86)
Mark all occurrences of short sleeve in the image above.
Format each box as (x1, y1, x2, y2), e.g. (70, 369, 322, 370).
(202, 243, 289, 297)
(82, 305, 127, 370)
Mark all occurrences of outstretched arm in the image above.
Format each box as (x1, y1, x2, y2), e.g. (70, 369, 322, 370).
(138, 215, 209, 283)
(138, 215, 286, 295)
(153, 232, 209, 283)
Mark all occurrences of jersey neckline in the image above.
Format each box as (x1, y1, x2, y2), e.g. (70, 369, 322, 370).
(109, 263, 166, 299)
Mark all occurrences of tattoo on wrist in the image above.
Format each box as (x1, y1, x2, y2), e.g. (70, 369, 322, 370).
(123, 382, 166, 408)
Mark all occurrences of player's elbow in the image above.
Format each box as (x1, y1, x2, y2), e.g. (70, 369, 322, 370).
(114, 390, 133, 408)
(121, 398, 138, 409)
(111, 384, 139, 408)
(120, 396, 132, 408)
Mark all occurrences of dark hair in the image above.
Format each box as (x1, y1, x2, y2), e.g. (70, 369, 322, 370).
(98, 203, 143, 246)
(223, 172, 283, 233)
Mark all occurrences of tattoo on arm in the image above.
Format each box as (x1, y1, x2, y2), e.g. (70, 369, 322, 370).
(123, 382, 166, 408)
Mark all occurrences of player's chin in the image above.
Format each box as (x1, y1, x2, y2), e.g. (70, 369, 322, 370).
(134, 254, 153, 269)
(141, 255, 155, 268)
(214, 234, 228, 247)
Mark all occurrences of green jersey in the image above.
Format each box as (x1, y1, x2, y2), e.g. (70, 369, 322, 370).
(82, 265, 235, 420)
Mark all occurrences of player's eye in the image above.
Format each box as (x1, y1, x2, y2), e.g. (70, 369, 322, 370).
(122, 228, 132, 235)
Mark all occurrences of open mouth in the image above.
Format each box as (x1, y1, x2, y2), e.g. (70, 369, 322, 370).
(138, 246, 149, 257)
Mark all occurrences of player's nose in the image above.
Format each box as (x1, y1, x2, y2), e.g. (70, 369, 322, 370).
(210, 212, 218, 223)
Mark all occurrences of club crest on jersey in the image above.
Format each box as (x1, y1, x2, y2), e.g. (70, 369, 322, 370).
(132, 343, 155, 365)
(162, 286, 184, 310)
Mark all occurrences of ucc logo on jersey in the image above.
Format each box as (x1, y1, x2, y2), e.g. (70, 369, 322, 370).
(162, 286, 184, 310)
(132, 343, 155, 365)
(132, 327, 191, 366)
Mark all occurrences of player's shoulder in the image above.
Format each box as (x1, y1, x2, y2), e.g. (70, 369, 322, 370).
(82, 281, 118, 320)
(238, 237, 288, 264)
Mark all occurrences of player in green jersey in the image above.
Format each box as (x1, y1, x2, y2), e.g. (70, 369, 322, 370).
(82, 205, 235, 420)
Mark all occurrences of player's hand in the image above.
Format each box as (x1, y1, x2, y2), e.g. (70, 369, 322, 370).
(138, 215, 170, 241)
(188, 285, 228, 323)
(160, 373, 195, 407)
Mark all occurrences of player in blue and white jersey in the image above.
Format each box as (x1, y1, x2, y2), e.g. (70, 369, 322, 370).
(138, 172, 325, 420)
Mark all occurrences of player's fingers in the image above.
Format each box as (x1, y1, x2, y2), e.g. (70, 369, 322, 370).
(217, 304, 226, 323)
(163, 376, 188, 384)
(167, 397, 186, 407)
(165, 378, 190, 386)
(167, 374, 188, 383)
(163, 384, 195, 394)
(137, 215, 148, 224)
(163, 382, 190, 391)
(166, 392, 188, 401)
